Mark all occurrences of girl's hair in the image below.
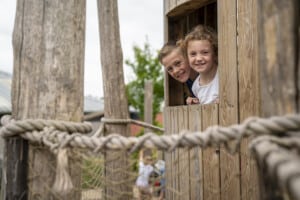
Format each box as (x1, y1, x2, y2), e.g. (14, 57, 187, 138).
(182, 25, 218, 58)
(158, 40, 183, 63)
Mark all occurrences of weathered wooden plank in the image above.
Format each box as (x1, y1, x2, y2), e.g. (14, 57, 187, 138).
(218, 0, 241, 200)
(168, 0, 178, 13)
(178, 106, 190, 200)
(164, 0, 170, 15)
(172, 107, 180, 200)
(164, 107, 172, 199)
(237, 0, 260, 199)
(165, 0, 214, 17)
(10, 0, 86, 199)
(188, 105, 203, 200)
(202, 104, 220, 200)
(168, 107, 177, 200)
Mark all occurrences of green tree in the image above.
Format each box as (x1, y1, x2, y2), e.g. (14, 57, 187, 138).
(125, 41, 164, 123)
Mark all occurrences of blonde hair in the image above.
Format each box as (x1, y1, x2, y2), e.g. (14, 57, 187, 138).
(182, 25, 218, 58)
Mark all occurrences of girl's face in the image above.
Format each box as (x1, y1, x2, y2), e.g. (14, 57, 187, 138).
(187, 40, 217, 74)
(162, 48, 191, 83)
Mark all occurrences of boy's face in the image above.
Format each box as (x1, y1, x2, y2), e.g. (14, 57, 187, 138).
(187, 40, 217, 74)
(161, 49, 191, 83)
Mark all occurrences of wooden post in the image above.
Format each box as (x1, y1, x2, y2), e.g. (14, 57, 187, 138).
(8, 0, 86, 199)
(97, 0, 131, 199)
(257, 0, 299, 199)
(144, 80, 153, 134)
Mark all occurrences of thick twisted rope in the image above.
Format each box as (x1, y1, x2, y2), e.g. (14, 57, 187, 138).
(250, 136, 300, 199)
(1, 114, 299, 153)
(0, 115, 92, 137)
(1, 114, 299, 196)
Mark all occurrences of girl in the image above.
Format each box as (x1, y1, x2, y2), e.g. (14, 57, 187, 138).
(182, 25, 219, 105)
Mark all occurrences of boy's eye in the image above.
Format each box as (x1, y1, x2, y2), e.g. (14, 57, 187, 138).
(167, 67, 173, 72)
(174, 61, 181, 67)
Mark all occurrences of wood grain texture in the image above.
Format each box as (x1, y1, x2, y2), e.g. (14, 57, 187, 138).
(178, 106, 190, 200)
(218, 0, 241, 200)
(188, 105, 203, 200)
(10, 0, 86, 199)
(98, 0, 131, 199)
(164, 107, 172, 199)
(202, 104, 220, 200)
(258, 0, 298, 116)
(237, 0, 260, 199)
(257, 0, 299, 199)
(165, 0, 214, 17)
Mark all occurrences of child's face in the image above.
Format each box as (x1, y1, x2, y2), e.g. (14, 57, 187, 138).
(162, 48, 191, 83)
(187, 40, 217, 74)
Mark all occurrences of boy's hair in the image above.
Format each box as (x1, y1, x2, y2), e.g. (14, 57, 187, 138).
(182, 25, 218, 58)
(158, 40, 183, 63)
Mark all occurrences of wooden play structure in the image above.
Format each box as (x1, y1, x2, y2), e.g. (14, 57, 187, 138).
(162, 0, 299, 199)
(0, 0, 299, 200)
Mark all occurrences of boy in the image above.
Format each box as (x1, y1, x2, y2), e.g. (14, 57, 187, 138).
(158, 41, 199, 105)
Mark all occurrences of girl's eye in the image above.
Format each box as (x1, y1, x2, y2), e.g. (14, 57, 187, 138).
(189, 52, 196, 56)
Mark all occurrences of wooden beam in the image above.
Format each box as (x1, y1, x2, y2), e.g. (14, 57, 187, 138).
(257, 0, 299, 199)
(10, 0, 86, 199)
(97, 0, 131, 199)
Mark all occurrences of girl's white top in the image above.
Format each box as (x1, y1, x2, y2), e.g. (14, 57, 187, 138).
(136, 161, 154, 187)
(192, 72, 219, 104)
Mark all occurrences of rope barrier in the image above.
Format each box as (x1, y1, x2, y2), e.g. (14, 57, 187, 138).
(1, 114, 300, 196)
(250, 136, 300, 199)
(1, 114, 299, 153)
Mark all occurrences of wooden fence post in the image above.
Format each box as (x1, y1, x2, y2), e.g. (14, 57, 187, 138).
(257, 0, 299, 199)
(8, 0, 86, 199)
(144, 80, 153, 134)
(97, 0, 131, 199)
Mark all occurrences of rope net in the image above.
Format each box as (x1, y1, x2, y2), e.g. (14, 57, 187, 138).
(0, 113, 300, 200)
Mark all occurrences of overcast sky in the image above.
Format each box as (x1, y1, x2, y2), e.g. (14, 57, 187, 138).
(0, 1, 163, 98)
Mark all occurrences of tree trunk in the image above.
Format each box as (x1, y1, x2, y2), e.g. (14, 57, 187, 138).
(8, 0, 86, 199)
(97, 0, 131, 199)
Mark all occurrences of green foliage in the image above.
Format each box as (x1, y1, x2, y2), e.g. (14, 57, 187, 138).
(125, 41, 164, 122)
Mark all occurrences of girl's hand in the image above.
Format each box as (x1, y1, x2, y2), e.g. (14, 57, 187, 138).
(186, 97, 199, 105)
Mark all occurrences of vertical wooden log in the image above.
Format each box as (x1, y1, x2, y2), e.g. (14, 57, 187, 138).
(97, 0, 131, 199)
(144, 80, 153, 134)
(237, 0, 260, 199)
(257, 0, 299, 199)
(218, 1, 241, 200)
(10, 0, 86, 199)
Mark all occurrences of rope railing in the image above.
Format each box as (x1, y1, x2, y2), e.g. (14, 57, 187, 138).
(0, 114, 299, 153)
(250, 136, 300, 199)
(1, 113, 300, 196)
